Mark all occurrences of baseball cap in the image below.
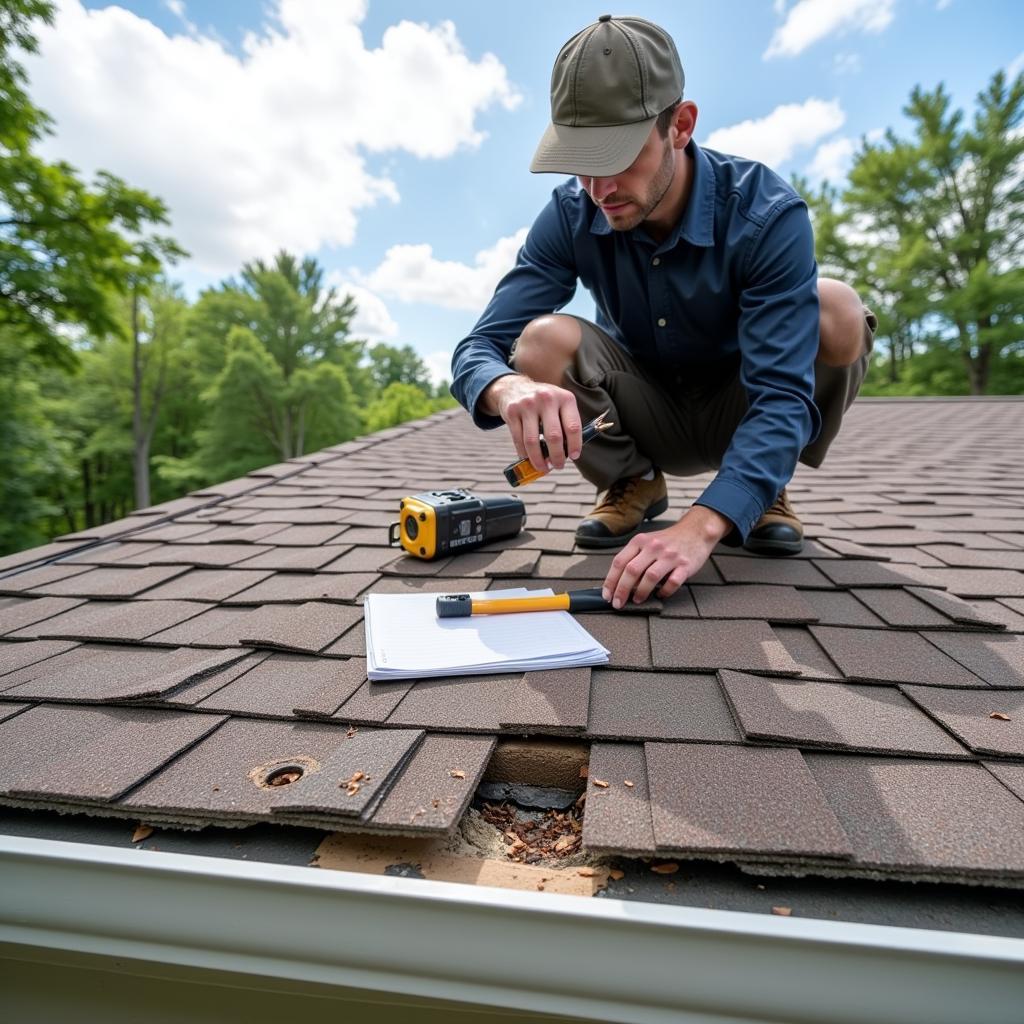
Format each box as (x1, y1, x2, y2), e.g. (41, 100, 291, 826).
(530, 14, 684, 177)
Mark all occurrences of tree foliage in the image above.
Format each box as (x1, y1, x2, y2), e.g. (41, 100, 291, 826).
(0, 0, 183, 368)
(799, 68, 1024, 394)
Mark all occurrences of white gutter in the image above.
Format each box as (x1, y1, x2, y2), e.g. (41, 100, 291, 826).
(1, 836, 1022, 1024)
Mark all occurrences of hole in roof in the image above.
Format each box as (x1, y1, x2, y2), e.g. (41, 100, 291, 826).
(265, 765, 304, 787)
(251, 755, 320, 790)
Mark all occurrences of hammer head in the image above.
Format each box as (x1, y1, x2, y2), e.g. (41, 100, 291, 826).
(436, 594, 473, 618)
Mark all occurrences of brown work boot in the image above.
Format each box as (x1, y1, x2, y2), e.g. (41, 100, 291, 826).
(575, 472, 669, 549)
(744, 488, 803, 555)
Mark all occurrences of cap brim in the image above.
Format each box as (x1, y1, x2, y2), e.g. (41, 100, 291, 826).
(529, 117, 656, 177)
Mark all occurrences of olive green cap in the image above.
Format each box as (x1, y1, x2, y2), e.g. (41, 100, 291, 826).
(531, 14, 684, 177)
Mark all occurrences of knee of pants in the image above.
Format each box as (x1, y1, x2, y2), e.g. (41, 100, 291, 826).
(818, 278, 867, 367)
(510, 314, 583, 382)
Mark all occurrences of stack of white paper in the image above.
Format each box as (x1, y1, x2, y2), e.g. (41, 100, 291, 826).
(364, 589, 609, 681)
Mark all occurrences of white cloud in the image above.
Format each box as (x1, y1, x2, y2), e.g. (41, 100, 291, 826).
(1007, 51, 1024, 82)
(936, 0, 953, 9)
(764, 0, 896, 59)
(808, 136, 856, 182)
(832, 52, 862, 75)
(329, 280, 399, 342)
(360, 228, 528, 311)
(26, 0, 521, 274)
(703, 98, 845, 169)
(423, 350, 456, 387)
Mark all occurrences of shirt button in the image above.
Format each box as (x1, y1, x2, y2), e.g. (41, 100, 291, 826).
(652, 257, 661, 266)
(657, 318, 667, 327)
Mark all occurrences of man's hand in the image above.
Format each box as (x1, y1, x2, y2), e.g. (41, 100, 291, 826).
(482, 374, 583, 471)
(602, 506, 732, 607)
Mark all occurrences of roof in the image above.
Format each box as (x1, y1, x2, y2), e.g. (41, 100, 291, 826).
(1, 398, 1023, 888)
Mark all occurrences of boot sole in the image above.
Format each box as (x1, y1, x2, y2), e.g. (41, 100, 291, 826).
(574, 496, 670, 549)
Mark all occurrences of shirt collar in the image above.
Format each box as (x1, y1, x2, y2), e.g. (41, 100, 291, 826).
(588, 139, 716, 249)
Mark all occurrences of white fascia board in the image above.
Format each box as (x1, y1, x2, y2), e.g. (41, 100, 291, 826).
(1, 836, 1023, 1024)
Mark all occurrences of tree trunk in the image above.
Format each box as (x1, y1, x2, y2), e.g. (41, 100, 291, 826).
(131, 286, 151, 510)
(81, 458, 95, 528)
(966, 344, 991, 396)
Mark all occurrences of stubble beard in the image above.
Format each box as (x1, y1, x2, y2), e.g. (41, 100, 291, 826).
(604, 140, 676, 232)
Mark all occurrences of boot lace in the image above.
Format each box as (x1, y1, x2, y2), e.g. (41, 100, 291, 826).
(765, 488, 795, 519)
(594, 477, 642, 514)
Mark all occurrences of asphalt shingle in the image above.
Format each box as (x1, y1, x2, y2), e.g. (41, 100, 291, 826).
(581, 743, 657, 854)
(901, 685, 1024, 757)
(645, 742, 852, 858)
(650, 619, 800, 675)
(720, 670, 969, 758)
(500, 667, 591, 734)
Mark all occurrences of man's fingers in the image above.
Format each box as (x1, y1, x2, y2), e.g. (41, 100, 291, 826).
(540, 403, 566, 470)
(656, 565, 690, 600)
(560, 396, 584, 461)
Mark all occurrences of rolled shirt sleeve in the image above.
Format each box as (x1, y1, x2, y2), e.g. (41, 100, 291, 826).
(450, 191, 579, 429)
(693, 200, 822, 541)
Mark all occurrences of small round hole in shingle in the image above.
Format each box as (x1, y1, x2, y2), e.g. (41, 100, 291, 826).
(265, 765, 304, 786)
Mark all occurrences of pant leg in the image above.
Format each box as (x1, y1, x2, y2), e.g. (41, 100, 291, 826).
(510, 317, 705, 490)
(694, 306, 878, 471)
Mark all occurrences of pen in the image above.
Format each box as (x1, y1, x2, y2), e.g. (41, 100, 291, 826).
(503, 410, 614, 487)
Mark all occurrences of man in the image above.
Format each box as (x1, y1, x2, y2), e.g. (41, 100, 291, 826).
(451, 14, 873, 609)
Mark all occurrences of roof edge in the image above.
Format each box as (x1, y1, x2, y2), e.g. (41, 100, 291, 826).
(2, 837, 1022, 1024)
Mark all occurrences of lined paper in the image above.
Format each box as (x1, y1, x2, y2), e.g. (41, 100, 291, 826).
(364, 589, 609, 681)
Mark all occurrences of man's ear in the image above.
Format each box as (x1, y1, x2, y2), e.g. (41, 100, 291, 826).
(673, 101, 698, 150)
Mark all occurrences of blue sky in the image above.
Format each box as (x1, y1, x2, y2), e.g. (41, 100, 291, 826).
(24, 0, 1024, 383)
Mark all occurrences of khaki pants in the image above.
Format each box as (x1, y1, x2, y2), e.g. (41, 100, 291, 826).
(511, 313, 875, 491)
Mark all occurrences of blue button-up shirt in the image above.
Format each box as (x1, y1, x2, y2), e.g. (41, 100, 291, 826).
(450, 140, 821, 541)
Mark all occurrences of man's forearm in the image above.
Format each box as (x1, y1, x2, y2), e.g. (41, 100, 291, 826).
(478, 373, 526, 419)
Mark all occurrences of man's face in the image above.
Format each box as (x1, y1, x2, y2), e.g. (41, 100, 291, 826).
(577, 125, 676, 231)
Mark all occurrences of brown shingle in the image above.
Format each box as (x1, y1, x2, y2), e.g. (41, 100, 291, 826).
(720, 671, 968, 758)
(234, 545, 354, 572)
(30, 565, 189, 599)
(224, 572, 378, 605)
(650, 619, 799, 675)
(233, 602, 363, 654)
(574, 613, 651, 669)
(714, 555, 832, 588)
(645, 742, 851, 858)
(809, 626, 986, 686)
(138, 569, 274, 602)
(924, 568, 1024, 599)
(367, 733, 496, 834)
(0, 702, 29, 723)
(921, 632, 1024, 688)
(802, 590, 884, 628)
(385, 673, 517, 731)
(587, 669, 740, 742)
(812, 559, 936, 589)
(906, 586, 1009, 630)
(1, 645, 246, 703)
(0, 639, 79, 678)
(500, 667, 591, 733)
(690, 583, 818, 623)
(139, 543, 276, 567)
(121, 718, 373, 822)
(270, 727, 424, 819)
(581, 743, 657, 854)
(0, 564, 92, 594)
(0, 597, 86, 635)
(805, 754, 1024, 878)
(984, 761, 1024, 802)
(901, 686, 1024, 757)
(194, 653, 366, 719)
(0, 704, 226, 803)
(850, 588, 953, 629)
(12, 599, 208, 643)
(334, 678, 414, 724)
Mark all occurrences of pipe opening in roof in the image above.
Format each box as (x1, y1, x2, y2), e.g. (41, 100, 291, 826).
(250, 755, 320, 789)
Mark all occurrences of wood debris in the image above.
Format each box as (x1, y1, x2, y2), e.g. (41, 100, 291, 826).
(990, 711, 1012, 721)
(480, 800, 588, 865)
(131, 824, 154, 843)
(450, 769, 466, 779)
(623, 779, 635, 788)
(579, 764, 589, 778)
(592, 778, 610, 788)
(346, 726, 358, 738)
(608, 868, 625, 881)
(772, 906, 793, 917)
(650, 862, 679, 875)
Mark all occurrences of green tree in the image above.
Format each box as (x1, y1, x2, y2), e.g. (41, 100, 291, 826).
(364, 382, 435, 432)
(0, 0, 183, 369)
(187, 326, 362, 481)
(802, 69, 1024, 395)
(367, 342, 432, 393)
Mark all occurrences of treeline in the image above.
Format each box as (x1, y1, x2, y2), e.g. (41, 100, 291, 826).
(0, 2, 453, 555)
(796, 68, 1024, 397)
